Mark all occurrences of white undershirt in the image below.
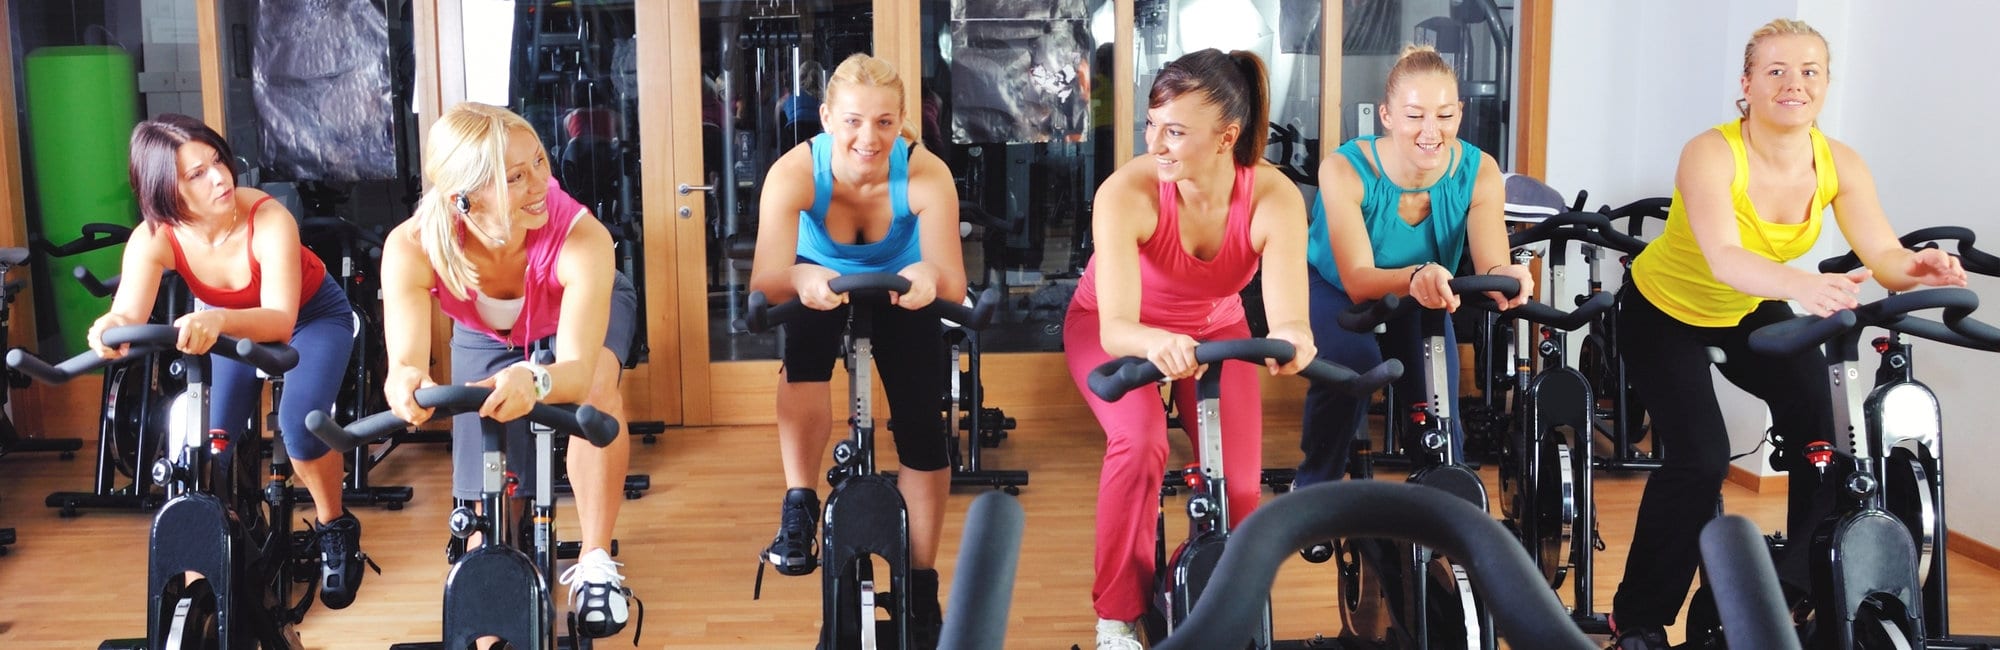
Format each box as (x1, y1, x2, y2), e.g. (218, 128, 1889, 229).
(473, 291, 525, 331)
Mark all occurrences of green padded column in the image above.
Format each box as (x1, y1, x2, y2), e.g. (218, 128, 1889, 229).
(24, 46, 140, 355)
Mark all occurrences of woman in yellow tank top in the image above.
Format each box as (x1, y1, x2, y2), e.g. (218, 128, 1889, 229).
(1607, 19, 1967, 650)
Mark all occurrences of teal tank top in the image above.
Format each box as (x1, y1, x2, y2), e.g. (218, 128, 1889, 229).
(795, 133, 924, 275)
(1307, 136, 1481, 291)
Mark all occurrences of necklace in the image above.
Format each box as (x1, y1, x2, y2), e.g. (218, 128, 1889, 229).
(196, 209, 242, 249)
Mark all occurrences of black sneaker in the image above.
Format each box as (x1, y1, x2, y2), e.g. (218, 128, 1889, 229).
(317, 511, 372, 609)
(907, 568, 942, 650)
(762, 488, 820, 576)
(1608, 616, 1671, 650)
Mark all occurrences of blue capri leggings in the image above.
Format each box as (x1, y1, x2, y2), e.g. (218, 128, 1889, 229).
(210, 274, 356, 462)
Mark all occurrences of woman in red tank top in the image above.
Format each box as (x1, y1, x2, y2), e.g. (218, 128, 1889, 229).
(1062, 49, 1315, 649)
(85, 114, 369, 609)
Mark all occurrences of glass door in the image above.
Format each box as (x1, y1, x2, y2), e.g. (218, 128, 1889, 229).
(654, 0, 879, 424)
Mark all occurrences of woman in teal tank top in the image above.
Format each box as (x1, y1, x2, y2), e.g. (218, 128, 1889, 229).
(746, 53, 968, 646)
(1293, 46, 1532, 514)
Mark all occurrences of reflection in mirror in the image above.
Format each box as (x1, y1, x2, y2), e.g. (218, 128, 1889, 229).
(922, 0, 1112, 352)
(1339, 0, 1512, 165)
(703, 0, 877, 361)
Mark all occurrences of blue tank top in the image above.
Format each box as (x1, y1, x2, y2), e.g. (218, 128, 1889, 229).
(794, 133, 924, 275)
(1307, 136, 1481, 290)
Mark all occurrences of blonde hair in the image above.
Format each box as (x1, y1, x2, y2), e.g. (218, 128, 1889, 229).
(1384, 44, 1456, 102)
(1738, 19, 1829, 116)
(825, 53, 920, 146)
(417, 102, 537, 300)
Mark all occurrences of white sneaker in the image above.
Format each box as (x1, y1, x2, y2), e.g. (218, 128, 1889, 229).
(559, 548, 631, 637)
(1095, 618, 1144, 650)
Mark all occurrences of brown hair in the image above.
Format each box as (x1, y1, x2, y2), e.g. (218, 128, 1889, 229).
(1738, 19, 1829, 117)
(825, 53, 920, 146)
(1384, 44, 1456, 103)
(1148, 48, 1269, 168)
(129, 114, 239, 227)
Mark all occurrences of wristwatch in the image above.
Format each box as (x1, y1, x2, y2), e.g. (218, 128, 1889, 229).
(514, 361, 553, 400)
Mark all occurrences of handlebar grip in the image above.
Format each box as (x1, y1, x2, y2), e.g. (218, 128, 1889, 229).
(73, 265, 116, 298)
(305, 408, 409, 455)
(1338, 294, 1407, 333)
(825, 272, 911, 295)
(937, 492, 1026, 650)
(743, 275, 998, 332)
(39, 222, 133, 258)
(1748, 310, 1859, 357)
(1700, 516, 1802, 650)
(1086, 357, 1166, 402)
(1507, 210, 1613, 248)
(1448, 275, 1522, 299)
(1298, 358, 1404, 397)
(6, 347, 92, 384)
(232, 337, 301, 375)
(1582, 227, 1649, 255)
(307, 386, 622, 455)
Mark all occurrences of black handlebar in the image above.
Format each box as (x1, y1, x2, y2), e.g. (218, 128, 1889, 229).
(34, 222, 132, 258)
(6, 323, 299, 384)
(936, 491, 1025, 650)
(1509, 209, 1650, 254)
(1818, 226, 2000, 277)
(1700, 515, 1802, 650)
(304, 385, 620, 455)
(73, 265, 118, 297)
(1085, 338, 1403, 401)
(1484, 291, 1617, 332)
(1748, 288, 2000, 356)
(742, 272, 999, 332)
(1149, 481, 1596, 650)
(1337, 275, 1523, 332)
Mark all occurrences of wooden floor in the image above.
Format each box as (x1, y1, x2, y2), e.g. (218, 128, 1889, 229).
(5, 410, 2000, 649)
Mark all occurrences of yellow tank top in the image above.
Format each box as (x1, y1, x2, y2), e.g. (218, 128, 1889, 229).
(1631, 120, 1839, 327)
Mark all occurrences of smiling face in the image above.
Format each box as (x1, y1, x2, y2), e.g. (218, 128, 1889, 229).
(820, 83, 903, 177)
(1144, 93, 1238, 184)
(174, 141, 236, 222)
(1381, 72, 1461, 174)
(1740, 33, 1829, 129)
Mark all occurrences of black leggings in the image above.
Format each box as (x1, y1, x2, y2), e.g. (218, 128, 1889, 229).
(1611, 283, 1835, 628)
(781, 302, 950, 472)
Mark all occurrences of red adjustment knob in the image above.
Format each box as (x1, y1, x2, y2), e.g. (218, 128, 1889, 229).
(1805, 441, 1835, 469)
(504, 470, 521, 498)
(1872, 336, 1891, 354)
(1182, 463, 1204, 491)
(1409, 403, 1429, 426)
(208, 429, 229, 455)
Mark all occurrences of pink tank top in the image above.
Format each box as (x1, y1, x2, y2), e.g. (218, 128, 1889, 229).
(431, 176, 586, 348)
(1073, 165, 1261, 330)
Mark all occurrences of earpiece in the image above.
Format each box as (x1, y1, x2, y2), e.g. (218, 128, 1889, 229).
(453, 193, 471, 215)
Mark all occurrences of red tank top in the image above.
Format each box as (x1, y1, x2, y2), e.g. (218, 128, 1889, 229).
(1073, 165, 1261, 330)
(164, 195, 328, 309)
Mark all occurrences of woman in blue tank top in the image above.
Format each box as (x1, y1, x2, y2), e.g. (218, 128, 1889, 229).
(1294, 46, 1532, 517)
(746, 53, 967, 647)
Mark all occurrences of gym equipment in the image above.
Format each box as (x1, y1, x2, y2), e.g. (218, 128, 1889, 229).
(935, 491, 1027, 650)
(1577, 197, 1670, 472)
(1087, 338, 1401, 648)
(13, 325, 311, 649)
(743, 272, 999, 649)
(293, 215, 413, 511)
(307, 385, 623, 649)
(938, 317, 1028, 493)
(0, 246, 80, 555)
(1332, 275, 1522, 650)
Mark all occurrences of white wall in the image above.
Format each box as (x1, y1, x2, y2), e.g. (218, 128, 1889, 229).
(1547, 0, 2000, 546)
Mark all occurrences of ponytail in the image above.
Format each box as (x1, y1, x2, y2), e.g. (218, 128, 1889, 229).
(1229, 50, 1270, 168)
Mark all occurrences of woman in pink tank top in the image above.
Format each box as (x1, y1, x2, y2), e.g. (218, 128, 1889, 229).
(379, 102, 638, 638)
(1063, 49, 1315, 649)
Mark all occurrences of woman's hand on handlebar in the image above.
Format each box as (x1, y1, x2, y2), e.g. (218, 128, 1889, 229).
(384, 365, 437, 427)
(1265, 322, 1316, 376)
(1905, 247, 1969, 288)
(171, 310, 227, 355)
(1788, 267, 1868, 317)
(1409, 262, 1459, 312)
(87, 312, 139, 359)
(894, 263, 940, 311)
(469, 364, 539, 424)
(791, 264, 845, 311)
(1488, 263, 1536, 310)
(1144, 330, 1205, 381)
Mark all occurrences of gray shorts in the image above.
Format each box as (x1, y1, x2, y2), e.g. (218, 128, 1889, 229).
(449, 272, 637, 500)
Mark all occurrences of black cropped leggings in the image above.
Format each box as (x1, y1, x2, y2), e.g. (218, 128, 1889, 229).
(781, 301, 950, 472)
(1610, 283, 1835, 628)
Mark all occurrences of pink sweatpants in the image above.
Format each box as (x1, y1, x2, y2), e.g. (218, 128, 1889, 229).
(1063, 305, 1264, 622)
